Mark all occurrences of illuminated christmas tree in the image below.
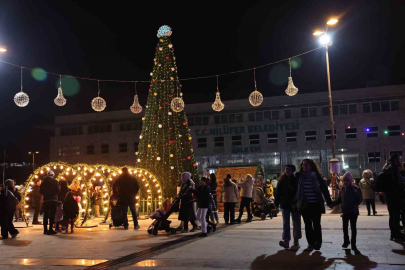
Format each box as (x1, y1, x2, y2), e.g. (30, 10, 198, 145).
(137, 25, 198, 197)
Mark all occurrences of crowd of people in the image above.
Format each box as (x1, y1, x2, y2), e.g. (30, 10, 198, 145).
(1, 154, 404, 252)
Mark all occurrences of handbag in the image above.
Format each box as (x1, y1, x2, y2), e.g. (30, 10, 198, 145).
(297, 197, 309, 212)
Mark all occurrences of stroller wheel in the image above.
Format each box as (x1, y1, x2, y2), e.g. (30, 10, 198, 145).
(260, 213, 266, 220)
(171, 228, 177, 234)
(147, 229, 153, 234)
(269, 213, 273, 219)
(165, 226, 171, 233)
(153, 229, 158, 236)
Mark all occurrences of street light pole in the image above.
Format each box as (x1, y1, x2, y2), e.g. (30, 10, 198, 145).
(28, 151, 39, 173)
(325, 45, 336, 159)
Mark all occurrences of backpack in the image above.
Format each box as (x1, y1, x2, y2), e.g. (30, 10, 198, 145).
(375, 170, 390, 192)
(6, 190, 19, 214)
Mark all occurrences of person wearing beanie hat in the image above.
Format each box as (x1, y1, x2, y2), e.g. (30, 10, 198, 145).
(40, 170, 60, 235)
(331, 171, 363, 252)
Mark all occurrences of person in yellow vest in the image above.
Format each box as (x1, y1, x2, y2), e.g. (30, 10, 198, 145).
(265, 179, 274, 198)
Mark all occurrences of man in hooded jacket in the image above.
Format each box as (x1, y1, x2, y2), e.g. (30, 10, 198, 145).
(40, 171, 60, 235)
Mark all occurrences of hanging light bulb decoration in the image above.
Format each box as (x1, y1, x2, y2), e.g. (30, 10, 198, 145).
(285, 58, 298, 96)
(54, 75, 67, 106)
(157, 25, 172, 38)
(14, 68, 29, 107)
(249, 68, 263, 107)
(212, 75, 224, 112)
(171, 81, 185, 112)
(130, 81, 143, 114)
(91, 80, 107, 112)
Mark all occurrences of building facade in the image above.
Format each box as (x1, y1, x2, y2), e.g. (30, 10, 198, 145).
(50, 85, 405, 179)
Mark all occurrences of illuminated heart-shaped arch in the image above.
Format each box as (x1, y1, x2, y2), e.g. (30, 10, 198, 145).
(21, 162, 164, 227)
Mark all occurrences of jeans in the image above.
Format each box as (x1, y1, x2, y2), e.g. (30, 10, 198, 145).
(281, 208, 302, 242)
(197, 208, 208, 233)
(122, 204, 138, 227)
(388, 203, 402, 237)
(301, 208, 323, 246)
(1, 213, 19, 238)
(365, 199, 376, 215)
(342, 214, 358, 244)
(238, 197, 252, 220)
(224, 202, 236, 224)
(33, 195, 43, 224)
(43, 201, 57, 232)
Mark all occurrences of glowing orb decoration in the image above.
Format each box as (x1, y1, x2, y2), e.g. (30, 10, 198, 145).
(14, 92, 30, 107)
(157, 25, 172, 38)
(130, 94, 143, 114)
(168, 112, 172, 116)
(157, 157, 161, 161)
(285, 77, 298, 96)
(171, 166, 174, 170)
(212, 92, 225, 112)
(91, 97, 106, 112)
(171, 97, 185, 112)
(54, 87, 67, 106)
(158, 124, 162, 128)
(169, 44, 173, 48)
(249, 90, 263, 107)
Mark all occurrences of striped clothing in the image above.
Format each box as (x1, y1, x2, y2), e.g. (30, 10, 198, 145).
(303, 173, 317, 203)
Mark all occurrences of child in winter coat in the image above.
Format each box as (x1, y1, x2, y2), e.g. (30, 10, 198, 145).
(332, 171, 363, 252)
(63, 191, 79, 233)
(194, 177, 211, 237)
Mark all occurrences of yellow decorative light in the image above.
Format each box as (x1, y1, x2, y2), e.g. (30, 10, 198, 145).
(148, 144, 151, 148)
(89, 169, 93, 173)
(118, 170, 122, 174)
(170, 154, 173, 157)
(78, 167, 81, 170)
(67, 167, 70, 171)
(40, 170, 44, 174)
(34, 175, 38, 179)
(60, 166, 64, 169)
(83, 200, 87, 204)
(212, 91, 225, 112)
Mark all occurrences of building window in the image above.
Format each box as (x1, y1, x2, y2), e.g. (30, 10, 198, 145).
(188, 117, 195, 126)
(72, 146, 81, 156)
(236, 114, 243, 123)
(87, 145, 95, 155)
(229, 114, 236, 123)
(249, 134, 260, 145)
(268, 133, 278, 144)
(134, 142, 139, 153)
(349, 104, 357, 114)
(322, 106, 329, 116)
(305, 131, 317, 141)
(381, 101, 390, 112)
(284, 109, 292, 119)
(389, 151, 403, 157)
(101, 144, 109, 154)
(363, 103, 371, 113)
(198, 138, 207, 148)
(366, 127, 378, 138)
(339, 105, 348, 115)
(333, 105, 339, 116)
(119, 143, 127, 153)
(345, 128, 357, 139)
(325, 129, 337, 140)
(292, 109, 300, 119)
(214, 115, 229, 125)
(120, 122, 142, 132)
(264, 111, 280, 120)
(255, 112, 263, 121)
(89, 124, 112, 134)
(286, 132, 297, 143)
(391, 101, 399, 111)
(60, 126, 83, 136)
(301, 108, 309, 118)
(214, 137, 224, 147)
(368, 152, 381, 163)
(309, 108, 317, 117)
(372, 102, 381, 112)
(387, 125, 401, 136)
(58, 147, 67, 157)
(232, 136, 242, 146)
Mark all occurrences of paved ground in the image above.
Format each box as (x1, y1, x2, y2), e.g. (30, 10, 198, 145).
(1, 204, 405, 269)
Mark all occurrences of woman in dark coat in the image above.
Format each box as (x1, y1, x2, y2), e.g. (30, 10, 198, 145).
(178, 172, 195, 233)
(0, 179, 19, 239)
(63, 191, 79, 234)
(56, 180, 69, 232)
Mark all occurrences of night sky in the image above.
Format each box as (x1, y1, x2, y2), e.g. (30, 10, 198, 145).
(0, 0, 403, 165)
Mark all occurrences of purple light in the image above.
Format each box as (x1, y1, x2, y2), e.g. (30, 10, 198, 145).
(366, 128, 370, 132)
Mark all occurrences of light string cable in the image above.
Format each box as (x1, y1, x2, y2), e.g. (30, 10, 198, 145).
(20, 67, 23, 92)
(0, 46, 325, 83)
(254, 68, 257, 90)
(289, 58, 292, 77)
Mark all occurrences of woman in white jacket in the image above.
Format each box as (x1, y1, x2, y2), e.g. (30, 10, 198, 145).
(221, 177, 239, 225)
(235, 174, 254, 223)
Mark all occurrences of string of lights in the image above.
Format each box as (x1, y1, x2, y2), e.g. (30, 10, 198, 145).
(0, 45, 325, 84)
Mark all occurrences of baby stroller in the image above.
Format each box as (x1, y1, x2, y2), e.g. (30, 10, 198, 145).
(252, 188, 278, 220)
(109, 195, 125, 229)
(147, 197, 179, 235)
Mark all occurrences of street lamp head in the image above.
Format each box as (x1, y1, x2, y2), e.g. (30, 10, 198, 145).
(313, 31, 324, 36)
(327, 19, 339, 25)
(28, 152, 32, 155)
(35, 151, 39, 154)
(0, 46, 7, 52)
(319, 34, 331, 45)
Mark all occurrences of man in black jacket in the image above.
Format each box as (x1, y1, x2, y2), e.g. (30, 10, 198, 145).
(384, 154, 405, 241)
(113, 167, 140, 230)
(40, 171, 60, 235)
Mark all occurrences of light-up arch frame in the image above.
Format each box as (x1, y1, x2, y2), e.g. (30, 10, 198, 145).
(21, 162, 164, 227)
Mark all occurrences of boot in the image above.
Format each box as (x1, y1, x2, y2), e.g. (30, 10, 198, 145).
(279, 240, 289, 249)
(342, 241, 350, 248)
